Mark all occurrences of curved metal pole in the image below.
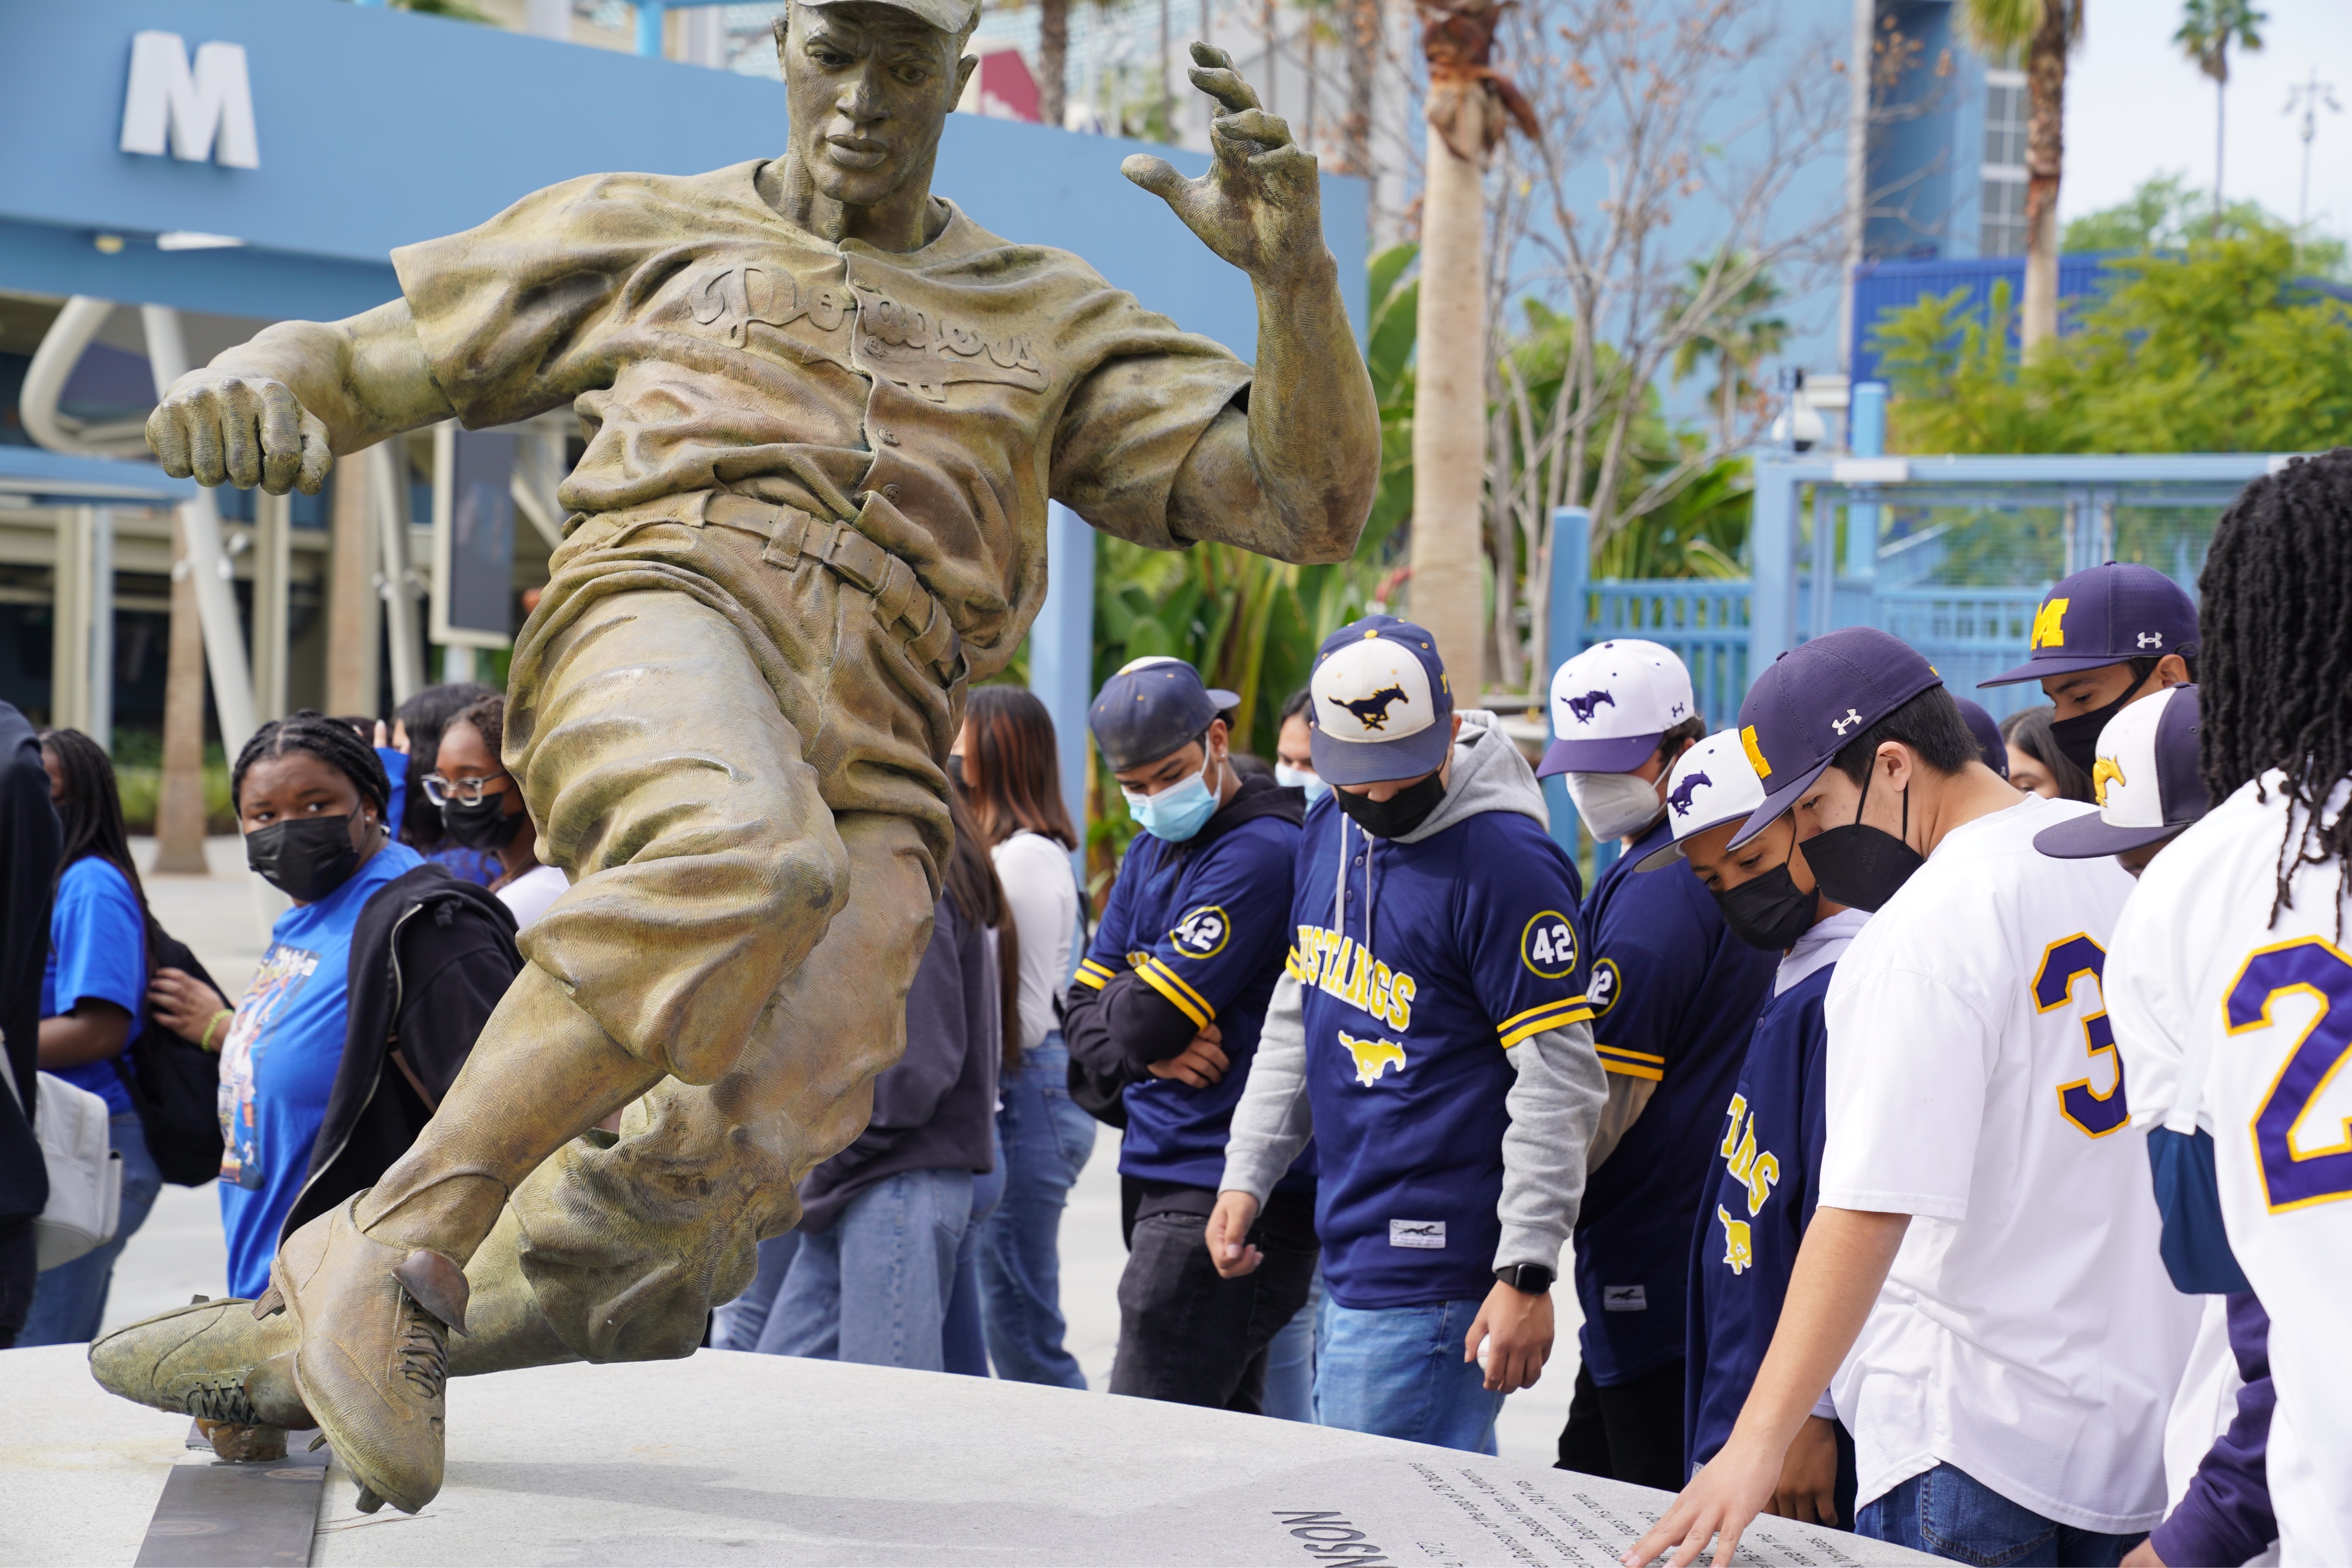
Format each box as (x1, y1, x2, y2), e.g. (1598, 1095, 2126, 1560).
(140, 303, 258, 756)
(20, 296, 149, 455)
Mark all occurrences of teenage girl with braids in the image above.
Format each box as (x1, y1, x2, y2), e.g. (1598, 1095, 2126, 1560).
(2100, 449, 2352, 1565)
(18, 729, 160, 1345)
(190, 712, 518, 1298)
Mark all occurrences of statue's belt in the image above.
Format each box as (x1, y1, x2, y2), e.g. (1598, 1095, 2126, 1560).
(688, 492, 962, 688)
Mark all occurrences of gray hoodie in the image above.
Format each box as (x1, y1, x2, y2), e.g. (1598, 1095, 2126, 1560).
(1219, 708, 1608, 1275)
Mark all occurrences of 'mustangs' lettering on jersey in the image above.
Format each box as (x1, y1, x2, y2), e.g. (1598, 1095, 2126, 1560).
(1716, 1205, 1753, 1275)
(1289, 923, 1418, 1032)
(1715, 1091, 1782, 1216)
(1521, 910, 1578, 978)
(1338, 1029, 1408, 1086)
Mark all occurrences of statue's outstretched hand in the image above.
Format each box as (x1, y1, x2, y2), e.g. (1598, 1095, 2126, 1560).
(146, 369, 333, 496)
(1122, 43, 1326, 285)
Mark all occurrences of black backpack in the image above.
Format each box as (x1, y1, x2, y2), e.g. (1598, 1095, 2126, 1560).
(113, 928, 226, 1188)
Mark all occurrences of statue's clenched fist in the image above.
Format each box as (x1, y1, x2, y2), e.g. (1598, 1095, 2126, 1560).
(146, 370, 334, 496)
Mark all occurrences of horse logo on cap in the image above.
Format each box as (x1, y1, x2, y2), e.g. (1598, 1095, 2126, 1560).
(2092, 756, 2126, 809)
(1338, 683, 1409, 731)
(1666, 772, 1712, 817)
(1562, 690, 1616, 726)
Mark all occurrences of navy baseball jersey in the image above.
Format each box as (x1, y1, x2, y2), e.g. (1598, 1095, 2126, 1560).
(1682, 914, 1863, 1471)
(1573, 814, 1778, 1386)
(1075, 805, 1308, 1191)
(1289, 794, 1591, 1310)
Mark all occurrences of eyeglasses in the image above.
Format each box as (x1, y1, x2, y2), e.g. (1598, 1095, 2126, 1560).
(421, 771, 507, 806)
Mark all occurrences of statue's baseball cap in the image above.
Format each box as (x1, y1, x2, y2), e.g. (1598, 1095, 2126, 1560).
(1308, 615, 1454, 785)
(1727, 626, 1943, 849)
(1088, 657, 1238, 772)
(1979, 561, 2200, 687)
(1536, 639, 1698, 778)
(2034, 684, 2211, 858)
(800, 0, 980, 35)
(1634, 730, 1767, 872)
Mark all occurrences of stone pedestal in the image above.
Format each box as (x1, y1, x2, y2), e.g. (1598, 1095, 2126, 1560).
(6, 1345, 1928, 1565)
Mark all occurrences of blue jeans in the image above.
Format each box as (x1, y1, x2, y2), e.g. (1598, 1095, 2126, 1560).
(978, 1036, 1095, 1388)
(942, 1129, 1007, 1376)
(1314, 1294, 1502, 1455)
(1859, 1463, 2134, 1567)
(1263, 1258, 1324, 1422)
(768, 1168, 973, 1370)
(21, 1112, 163, 1347)
(711, 1232, 800, 1352)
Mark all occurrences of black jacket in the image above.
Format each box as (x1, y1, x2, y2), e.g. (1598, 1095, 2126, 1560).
(1063, 775, 1305, 1125)
(798, 895, 1000, 1232)
(282, 864, 520, 1241)
(0, 702, 59, 1222)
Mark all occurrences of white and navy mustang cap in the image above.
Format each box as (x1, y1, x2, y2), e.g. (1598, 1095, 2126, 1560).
(1537, 638, 1699, 777)
(2034, 683, 2211, 858)
(1307, 614, 1454, 785)
(1635, 730, 1768, 872)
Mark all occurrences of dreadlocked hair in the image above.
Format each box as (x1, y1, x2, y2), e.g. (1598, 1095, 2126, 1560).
(38, 730, 158, 960)
(2197, 447, 2352, 936)
(232, 709, 392, 818)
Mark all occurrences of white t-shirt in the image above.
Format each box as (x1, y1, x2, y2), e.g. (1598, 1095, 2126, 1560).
(1822, 792, 2199, 1532)
(2106, 774, 2352, 1563)
(496, 864, 569, 932)
(990, 831, 1077, 1053)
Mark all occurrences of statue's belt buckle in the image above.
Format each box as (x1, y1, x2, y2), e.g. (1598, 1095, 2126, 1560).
(818, 526, 889, 596)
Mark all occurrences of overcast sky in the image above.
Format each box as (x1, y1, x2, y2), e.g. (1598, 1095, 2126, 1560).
(2062, 0, 2352, 235)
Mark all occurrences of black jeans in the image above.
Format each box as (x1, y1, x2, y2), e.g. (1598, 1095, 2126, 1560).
(0, 1215, 36, 1350)
(1109, 1186, 1318, 1414)
(1558, 1358, 1689, 1491)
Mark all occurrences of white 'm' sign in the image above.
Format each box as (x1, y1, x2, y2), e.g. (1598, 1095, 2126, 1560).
(119, 31, 259, 169)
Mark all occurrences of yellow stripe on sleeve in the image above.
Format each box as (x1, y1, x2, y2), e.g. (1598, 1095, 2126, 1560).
(1600, 1058, 1664, 1081)
(1595, 1044, 1665, 1065)
(1499, 1002, 1596, 1048)
(1073, 968, 1109, 991)
(1144, 957, 1216, 1023)
(1134, 961, 1211, 1029)
(1498, 995, 1593, 1033)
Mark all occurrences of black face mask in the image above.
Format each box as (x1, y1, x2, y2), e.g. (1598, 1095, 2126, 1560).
(1715, 862, 1820, 951)
(1802, 763, 1926, 913)
(2050, 686, 2139, 773)
(441, 790, 525, 851)
(246, 814, 365, 902)
(1332, 769, 1447, 839)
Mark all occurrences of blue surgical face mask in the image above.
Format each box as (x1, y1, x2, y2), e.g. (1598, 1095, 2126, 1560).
(1124, 748, 1220, 842)
(1275, 762, 1329, 805)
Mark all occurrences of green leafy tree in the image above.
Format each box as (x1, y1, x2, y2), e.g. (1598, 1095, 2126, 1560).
(1872, 229, 2352, 454)
(2062, 172, 2348, 280)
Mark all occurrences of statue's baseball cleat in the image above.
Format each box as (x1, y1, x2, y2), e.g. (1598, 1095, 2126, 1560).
(88, 1294, 308, 1427)
(275, 1197, 469, 1516)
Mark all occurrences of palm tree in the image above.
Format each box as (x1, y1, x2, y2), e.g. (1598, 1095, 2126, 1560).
(1039, 0, 1069, 128)
(1960, 0, 2082, 356)
(2175, 0, 2269, 215)
(1668, 255, 1789, 449)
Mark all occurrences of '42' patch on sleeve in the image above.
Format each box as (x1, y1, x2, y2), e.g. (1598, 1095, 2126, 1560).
(1169, 905, 1230, 958)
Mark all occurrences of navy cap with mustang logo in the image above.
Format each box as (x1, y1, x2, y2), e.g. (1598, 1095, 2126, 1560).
(1727, 626, 1943, 850)
(1307, 614, 1454, 785)
(1979, 561, 2200, 687)
(1088, 657, 1240, 772)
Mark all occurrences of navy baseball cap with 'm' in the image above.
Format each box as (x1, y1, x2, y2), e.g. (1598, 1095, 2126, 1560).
(1979, 561, 2199, 687)
(1088, 657, 1240, 771)
(1728, 626, 1943, 849)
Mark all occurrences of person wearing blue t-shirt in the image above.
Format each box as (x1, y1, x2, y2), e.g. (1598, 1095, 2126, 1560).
(1628, 730, 1866, 1526)
(1217, 617, 1607, 1455)
(19, 730, 158, 1345)
(1065, 656, 1315, 1412)
(1534, 640, 1779, 1490)
(215, 719, 426, 1296)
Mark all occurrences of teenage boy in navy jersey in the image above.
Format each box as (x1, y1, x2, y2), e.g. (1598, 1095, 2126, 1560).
(1536, 641, 1779, 1489)
(1631, 731, 1864, 1526)
(1212, 616, 1606, 1455)
(1064, 656, 1314, 1413)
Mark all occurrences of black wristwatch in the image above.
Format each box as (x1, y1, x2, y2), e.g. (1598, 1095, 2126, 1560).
(1495, 1263, 1555, 1295)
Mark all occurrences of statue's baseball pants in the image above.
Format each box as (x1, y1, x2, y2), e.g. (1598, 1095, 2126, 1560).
(431, 498, 963, 1365)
